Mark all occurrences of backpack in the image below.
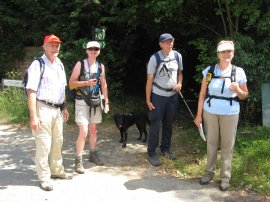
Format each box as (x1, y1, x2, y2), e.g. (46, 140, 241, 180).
(151, 50, 181, 92)
(205, 64, 239, 106)
(153, 50, 181, 72)
(66, 63, 84, 102)
(22, 57, 45, 95)
(73, 60, 102, 115)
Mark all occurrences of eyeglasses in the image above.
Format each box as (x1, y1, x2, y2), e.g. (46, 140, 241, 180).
(87, 47, 100, 51)
(219, 50, 233, 54)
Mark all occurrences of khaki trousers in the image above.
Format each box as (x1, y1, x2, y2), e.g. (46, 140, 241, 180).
(203, 110, 239, 183)
(32, 101, 65, 182)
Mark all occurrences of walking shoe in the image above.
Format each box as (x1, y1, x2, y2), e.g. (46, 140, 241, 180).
(199, 171, 215, 185)
(147, 154, 161, 166)
(75, 156, 85, 174)
(89, 151, 104, 166)
(220, 182, 230, 191)
(51, 172, 73, 180)
(161, 150, 176, 160)
(40, 181, 53, 191)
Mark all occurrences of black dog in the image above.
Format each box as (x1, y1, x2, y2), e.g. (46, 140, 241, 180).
(114, 112, 149, 148)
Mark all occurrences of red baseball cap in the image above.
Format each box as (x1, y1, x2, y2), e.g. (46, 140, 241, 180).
(44, 34, 62, 43)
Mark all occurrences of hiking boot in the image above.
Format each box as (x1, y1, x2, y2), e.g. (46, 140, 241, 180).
(75, 156, 85, 174)
(161, 150, 176, 160)
(147, 154, 161, 166)
(40, 181, 53, 191)
(89, 151, 104, 166)
(51, 172, 73, 180)
(220, 182, 230, 191)
(199, 171, 215, 185)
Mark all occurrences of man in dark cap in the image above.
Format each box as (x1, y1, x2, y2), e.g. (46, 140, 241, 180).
(146, 33, 183, 166)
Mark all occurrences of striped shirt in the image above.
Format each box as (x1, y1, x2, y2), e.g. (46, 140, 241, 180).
(26, 54, 67, 104)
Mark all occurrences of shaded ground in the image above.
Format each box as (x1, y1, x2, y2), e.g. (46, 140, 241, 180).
(0, 121, 269, 202)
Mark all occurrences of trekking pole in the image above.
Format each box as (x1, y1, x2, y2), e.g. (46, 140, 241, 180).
(178, 91, 195, 119)
(178, 91, 206, 141)
(163, 64, 206, 141)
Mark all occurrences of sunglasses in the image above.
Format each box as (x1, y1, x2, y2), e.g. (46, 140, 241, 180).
(219, 50, 233, 54)
(87, 47, 100, 51)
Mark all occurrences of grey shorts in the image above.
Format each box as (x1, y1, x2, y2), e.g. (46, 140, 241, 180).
(75, 99, 102, 125)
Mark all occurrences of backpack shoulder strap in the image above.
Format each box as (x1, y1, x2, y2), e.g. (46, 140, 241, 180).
(35, 57, 45, 88)
(206, 65, 215, 87)
(96, 61, 102, 78)
(79, 60, 85, 76)
(35, 57, 45, 78)
(153, 52, 161, 71)
(209, 65, 215, 75)
(173, 50, 180, 68)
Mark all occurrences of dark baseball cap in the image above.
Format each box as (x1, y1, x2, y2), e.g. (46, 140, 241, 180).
(159, 33, 174, 43)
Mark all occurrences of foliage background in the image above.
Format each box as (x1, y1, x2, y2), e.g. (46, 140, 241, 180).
(1, 0, 270, 123)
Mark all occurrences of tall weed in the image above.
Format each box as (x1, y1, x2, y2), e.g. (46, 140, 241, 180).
(231, 126, 270, 194)
(0, 87, 29, 123)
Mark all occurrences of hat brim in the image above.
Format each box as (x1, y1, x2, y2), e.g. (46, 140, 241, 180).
(86, 41, 101, 49)
(160, 37, 174, 43)
(217, 43, 234, 52)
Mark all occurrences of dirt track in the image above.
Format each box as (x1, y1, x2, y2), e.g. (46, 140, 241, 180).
(0, 121, 268, 202)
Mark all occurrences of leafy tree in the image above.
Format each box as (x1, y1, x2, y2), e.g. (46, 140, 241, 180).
(186, 0, 270, 124)
(1, 0, 270, 123)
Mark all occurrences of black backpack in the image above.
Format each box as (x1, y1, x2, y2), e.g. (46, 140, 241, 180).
(68, 60, 102, 115)
(205, 64, 239, 106)
(66, 62, 84, 102)
(22, 57, 45, 95)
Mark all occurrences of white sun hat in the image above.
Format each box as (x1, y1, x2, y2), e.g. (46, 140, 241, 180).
(217, 42, 234, 52)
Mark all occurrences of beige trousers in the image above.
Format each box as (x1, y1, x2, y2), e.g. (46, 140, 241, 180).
(203, 110, 239, 184)
(32, 101, 65, 182)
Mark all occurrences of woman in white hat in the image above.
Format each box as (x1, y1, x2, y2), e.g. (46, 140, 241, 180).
(69, 41, 109, 173)
(194, 40, 249, 191)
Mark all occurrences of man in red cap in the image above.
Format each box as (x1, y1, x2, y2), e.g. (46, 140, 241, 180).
(26, 34, 71, 191)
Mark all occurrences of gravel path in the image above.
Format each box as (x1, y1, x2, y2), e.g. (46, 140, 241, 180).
(0, 122, 267, 202)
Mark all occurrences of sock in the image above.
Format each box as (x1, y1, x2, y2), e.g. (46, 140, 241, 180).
(76, 153, 82, 157)
(90, 149, 97, 152)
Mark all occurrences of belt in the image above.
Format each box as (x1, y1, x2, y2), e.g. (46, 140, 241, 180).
(37, 99, 63, 108)
(153, 82, 173, 92)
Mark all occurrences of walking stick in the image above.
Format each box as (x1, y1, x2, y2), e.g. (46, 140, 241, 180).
(178, 91, 206, 141)
(162, 63, 206, 141)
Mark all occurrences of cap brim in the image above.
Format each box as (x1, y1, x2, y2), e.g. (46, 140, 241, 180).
(217, 43, 234, 52)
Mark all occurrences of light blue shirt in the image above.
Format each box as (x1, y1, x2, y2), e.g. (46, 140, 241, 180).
(203, 64, 247, 115)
